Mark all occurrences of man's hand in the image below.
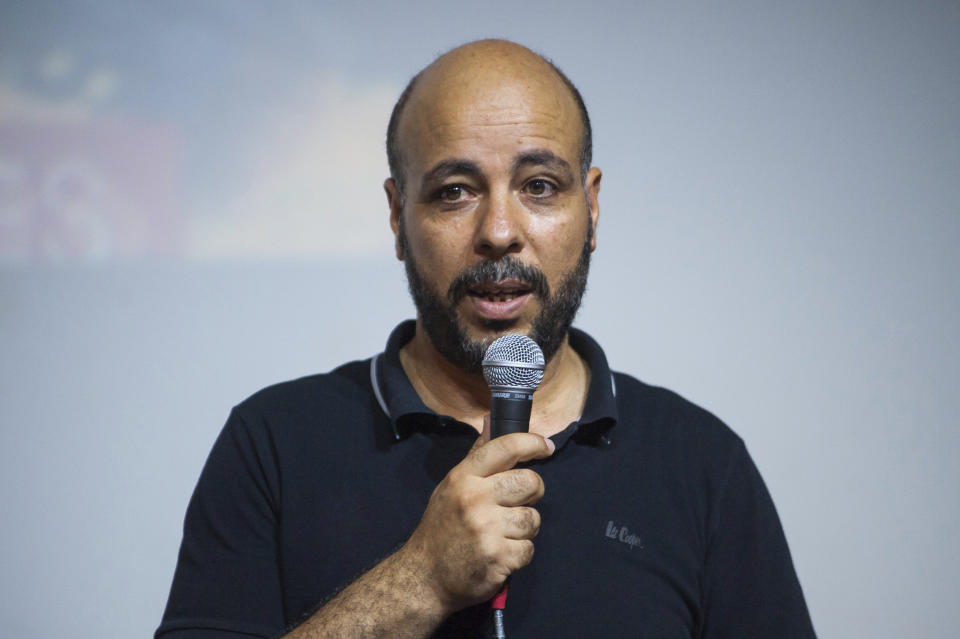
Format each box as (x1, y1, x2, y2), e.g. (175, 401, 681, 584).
(285, 417, 554, 638)
(397, 416, 556, 615)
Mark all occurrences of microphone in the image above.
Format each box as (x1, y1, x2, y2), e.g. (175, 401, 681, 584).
(480, 334, 545, 639)
(482, 334, 546, 438)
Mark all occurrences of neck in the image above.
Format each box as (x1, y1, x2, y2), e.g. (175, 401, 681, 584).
(399, 319, 590, 437)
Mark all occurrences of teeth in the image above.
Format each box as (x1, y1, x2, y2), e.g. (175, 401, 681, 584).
(472, 287, 528, 302)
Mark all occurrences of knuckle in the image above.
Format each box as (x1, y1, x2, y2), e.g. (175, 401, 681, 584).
(463, 512, 485, 535)
(477, 536, 500, 561)
(496, 471, 522, 494)
(518, 468, 541, 490)
(512, 507, 539, 536)
(518, 540, 535, 565)
(503, 433, 535, 455)
(453, 483, 483, 514)
(493, 436, 519, 458)
(525, 507, 541, 535)
(445, 466, 470, 489)
(494, 470, 534, 498)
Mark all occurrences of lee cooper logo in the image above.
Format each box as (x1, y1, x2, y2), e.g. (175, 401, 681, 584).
(605, 520, 643, 550)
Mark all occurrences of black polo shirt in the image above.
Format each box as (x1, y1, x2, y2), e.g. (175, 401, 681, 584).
(157, 321, 815, 638)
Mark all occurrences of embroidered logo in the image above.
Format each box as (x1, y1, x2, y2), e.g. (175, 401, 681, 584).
(605, 520, 643, 550)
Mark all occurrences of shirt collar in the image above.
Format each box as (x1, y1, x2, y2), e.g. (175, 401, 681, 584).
(371, 320, 618, 444)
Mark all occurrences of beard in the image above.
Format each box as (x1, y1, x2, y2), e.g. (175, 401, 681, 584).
(400, 224, 592, 374)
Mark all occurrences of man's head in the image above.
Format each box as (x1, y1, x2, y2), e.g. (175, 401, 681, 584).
(387, 44, 593, 204)
(384, 40, 602, 373)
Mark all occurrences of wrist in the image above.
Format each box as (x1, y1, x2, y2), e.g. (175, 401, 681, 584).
(390, 539, 456, 619)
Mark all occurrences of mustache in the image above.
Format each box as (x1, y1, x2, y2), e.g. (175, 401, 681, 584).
(447, 256, 550, 304)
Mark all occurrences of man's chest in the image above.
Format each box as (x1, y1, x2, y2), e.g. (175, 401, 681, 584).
(275, 434, 706, 637)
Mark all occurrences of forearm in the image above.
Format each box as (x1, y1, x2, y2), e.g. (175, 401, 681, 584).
(283, 431, 552, 638)
(283, 546, 448, 639)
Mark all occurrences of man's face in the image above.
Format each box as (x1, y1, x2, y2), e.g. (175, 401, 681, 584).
(387, 53, 601, 372)
(399, 216, 592, 372)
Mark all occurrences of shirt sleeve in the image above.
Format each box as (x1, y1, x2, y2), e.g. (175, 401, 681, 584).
(701, 440, 817, 638)
(156, 407, 286, 639)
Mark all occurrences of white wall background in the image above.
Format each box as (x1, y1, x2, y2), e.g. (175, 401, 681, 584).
(1, 2, 957, 637)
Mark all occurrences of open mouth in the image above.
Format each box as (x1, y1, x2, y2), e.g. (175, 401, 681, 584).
(466, 280, 533, 303)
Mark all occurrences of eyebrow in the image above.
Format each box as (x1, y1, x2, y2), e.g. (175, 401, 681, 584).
(418, 149, 575, 195)
(419, 159, 483, 194)
(512, 149, 573, 178)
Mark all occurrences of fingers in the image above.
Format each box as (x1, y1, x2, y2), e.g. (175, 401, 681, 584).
(503, 539, 536, 573)
(465, 432, 555, 477)
(492, 468, 545, 506)
(500, 506, 541, 540)
(405, 418, 550, 609)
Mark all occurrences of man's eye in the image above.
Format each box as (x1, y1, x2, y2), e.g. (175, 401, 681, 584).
(525, 179, 556, 197)
(438, 185, 466, 202)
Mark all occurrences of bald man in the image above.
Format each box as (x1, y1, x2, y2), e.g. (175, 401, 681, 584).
(157, 41, 816, 639)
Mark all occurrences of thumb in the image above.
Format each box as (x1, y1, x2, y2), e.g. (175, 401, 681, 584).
(471, 414, 492, 449)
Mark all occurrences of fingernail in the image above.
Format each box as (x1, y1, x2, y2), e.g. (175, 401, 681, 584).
(546, 438, 556, 454)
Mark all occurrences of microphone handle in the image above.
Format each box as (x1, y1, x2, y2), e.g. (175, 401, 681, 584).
(487, 388, 534, 638)
(489, 389, 534, 438)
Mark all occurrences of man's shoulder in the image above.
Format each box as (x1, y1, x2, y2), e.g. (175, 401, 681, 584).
(609, 370, 744, 451)
(232, 357, 379, 427)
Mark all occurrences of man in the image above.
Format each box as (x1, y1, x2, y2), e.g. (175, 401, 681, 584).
(157, 40, 816, 638)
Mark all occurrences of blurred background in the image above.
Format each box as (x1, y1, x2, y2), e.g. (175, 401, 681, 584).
(1, 1, 957, 637)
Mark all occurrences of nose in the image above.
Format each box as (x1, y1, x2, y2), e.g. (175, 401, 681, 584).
(473, 187, 524, 259)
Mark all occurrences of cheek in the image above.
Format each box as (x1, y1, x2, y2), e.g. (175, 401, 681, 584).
(528, 214, 588, 270)
(407, 219, 471, 281)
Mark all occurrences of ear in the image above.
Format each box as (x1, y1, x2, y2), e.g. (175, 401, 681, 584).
(384, 178, 405, 260)
(584, 167, 602, 251)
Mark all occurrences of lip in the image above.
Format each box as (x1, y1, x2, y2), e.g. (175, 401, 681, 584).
(461, 277, 536, 321)
(467, 291, 532, 320)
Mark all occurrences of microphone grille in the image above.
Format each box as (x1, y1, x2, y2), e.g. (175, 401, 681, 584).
(482, 334, 546, 391)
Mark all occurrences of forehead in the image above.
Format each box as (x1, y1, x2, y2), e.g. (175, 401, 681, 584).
(399, 59, 582, 179)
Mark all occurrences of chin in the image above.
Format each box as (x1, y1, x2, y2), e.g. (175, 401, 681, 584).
(465, 317, 529, 340)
